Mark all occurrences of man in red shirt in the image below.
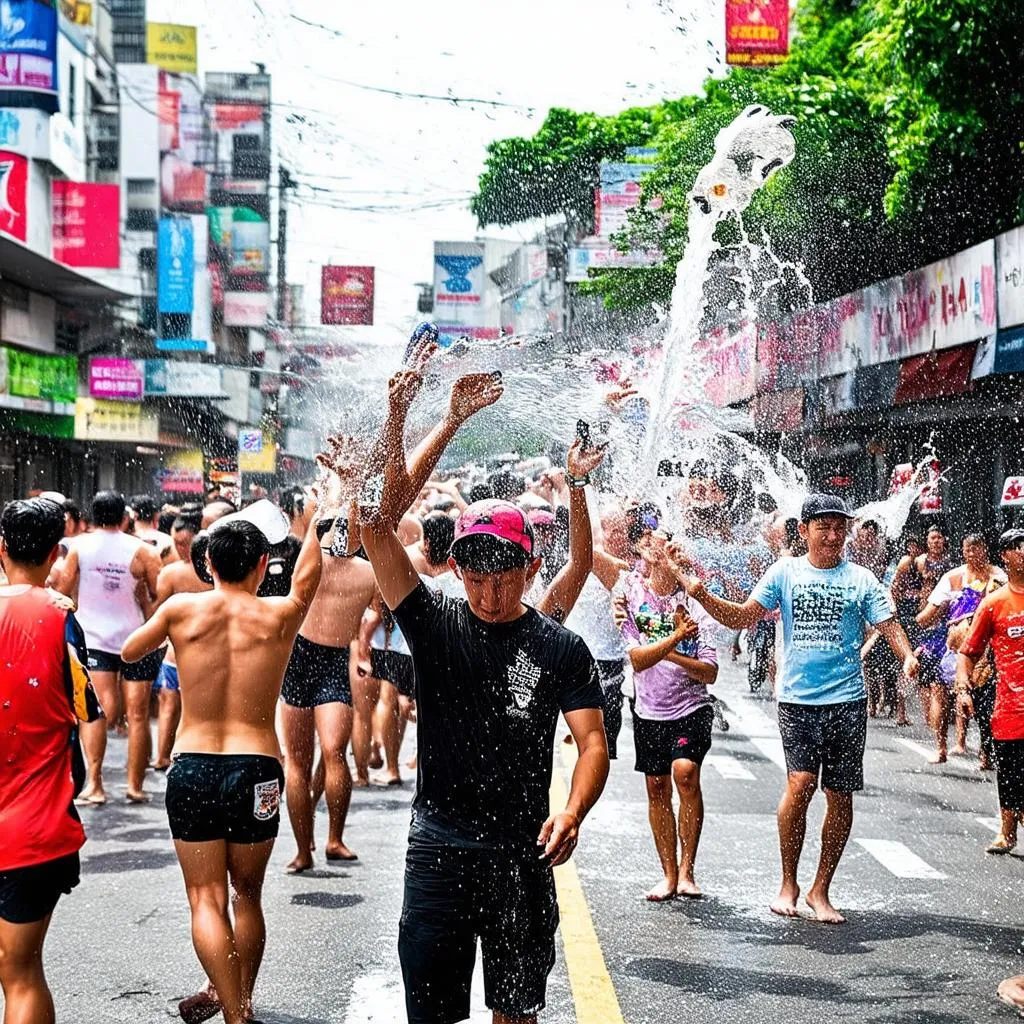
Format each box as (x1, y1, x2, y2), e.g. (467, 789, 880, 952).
(0, 497, 100, 1024)
(956, 527, 1024, 1014)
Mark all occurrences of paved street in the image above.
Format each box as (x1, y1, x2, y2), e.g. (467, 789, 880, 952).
(21, 659, 1024, 1024)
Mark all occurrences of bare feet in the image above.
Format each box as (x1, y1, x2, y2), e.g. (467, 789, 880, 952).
(368, 743, 384, 771)
(325, 843, 359, 862)
(645, 878, 677, 903)
(76, 786, 108, 806)
(805, 889, 846, 924)
(353, 775, 370, 788)
(986, 834, 1017, 855)
(929, 750, 947, 765)
(770, 886, 802, 919)
(371, 773, 403, 788)
(286, 853, 314, 874)
(126, 790, 150, 804)
(178, 990, 222, 1024)
(675, 877, 703, 899)
(997, 975, 1024, 1011)
(951, 744, 968, 757)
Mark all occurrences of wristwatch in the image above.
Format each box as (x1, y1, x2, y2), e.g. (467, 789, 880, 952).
(567, 473, 590, 489)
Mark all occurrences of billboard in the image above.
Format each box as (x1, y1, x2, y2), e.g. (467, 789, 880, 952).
(89, 357, 143, 400)
(73, 398, 159, 443)
(725, 0, 790, 66)
(160, 153, 206, 209)
(52, 181, 120, 268)
(158, 87, 180, 151)
(156, 448, 204, 494)
(223, 290, 269, 327)
(433, 242, 497, 345)
(146, 23, 197, 74)
(238, 429, 275, 473)
(0, 1, 58, 111)
(0, 150, 28, 241)
(321, 265, 375, 325)
(144, 359, 222, 397)
(157, 216, 194, 314)
(230, 216, 270, 276)
(566, 244, 662, 281)
(596, 162, 657, 239)
(997, 225, 1024, 331)
(6, 347, 77, 403)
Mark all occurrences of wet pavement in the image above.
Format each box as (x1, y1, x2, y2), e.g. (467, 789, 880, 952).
(18, 658, 1024, 1023)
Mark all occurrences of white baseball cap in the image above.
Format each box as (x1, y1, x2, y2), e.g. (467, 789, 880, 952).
(209, 499, 290, 546)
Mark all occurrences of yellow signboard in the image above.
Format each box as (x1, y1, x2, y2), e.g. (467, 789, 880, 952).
(74, 398, 160, 443)
(238, 431, 277, 474)
(146, 22, 198, 74)
(60, 1, 93, 25)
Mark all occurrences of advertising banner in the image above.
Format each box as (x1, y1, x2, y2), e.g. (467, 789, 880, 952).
(74, 397, 159, 443)
(7, 348, 77, 403)
(725, 0, 789, 66)
(596, 162, 657, 239)
(52, 181, 120, 268)
(995, 325, 1024, 376)
(158, 87, 180, 151)
(59, 1, 91, 25)
(566, 244, 661, 281)
(238, 430, 275, 473)
(0, 1, 58, 109)
(230, 217, 270, 276)
(1001, 477, 1024, 508)
(143, 359, 222, 397)
(156, 448, 204, 493)
(997, 225, 1024, 331)
(146, 23, 197, 74)
(0, 150, 28, 241)
(224, 290, 269, 327)
(321, 265, 375, 325)
(433, 242, 497, 345)
(89, 357, 143, 400)
(157, 216, 194, 314)
(160, 153, 206, 209)
(207, 206, 234, 249)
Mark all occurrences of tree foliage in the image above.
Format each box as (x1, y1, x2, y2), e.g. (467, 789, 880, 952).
(472, 0, 1024, 312)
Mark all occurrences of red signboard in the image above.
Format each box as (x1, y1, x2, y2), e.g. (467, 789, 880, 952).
(321, 265, 375, 326)
(0, 151, 28, 242)
(725, 0, 790, 66)
(52, 181, 120, 268)
(158, 89, 181, 151)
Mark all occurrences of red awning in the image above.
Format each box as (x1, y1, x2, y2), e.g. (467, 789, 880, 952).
(892, 343, 976, 406)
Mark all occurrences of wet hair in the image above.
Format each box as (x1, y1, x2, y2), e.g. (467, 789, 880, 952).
(998, 528, 1024, 552)
(422, 511, 455, 567)
(625, 502, 661, 551)
(0, 498, 66, 565)
(859, 520, 880, 535)
(130, 494, 158, 521)
(157, 508, 178, 535)
(927, 525, 946, 537)
(689, 460, 740, 505)
(92, 490, 126, 528)
(488, 471, 525, 502)
(206, 520, 269, 582)
(469, 483, 493, 504)
(172, 514, 200, 535)
(963, 532, 988, 550)
(903, 534, 924, 552)
(190, 532, 213, 584)
(62, 499, 82, 528)
(451, 533, 531, 573)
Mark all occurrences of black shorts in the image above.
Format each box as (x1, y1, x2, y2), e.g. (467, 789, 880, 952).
(632, 704, 714, 776)
(371, 648, 416, 699)
(995, 739, 1024, 811)
(165, 753, 284, 844)
(90, 647, 167, 681)
(399, 815, 558, 1024)
(0, 853, 80, 924)
(777, 698, 867, 792)
(281, 636, 351, 708)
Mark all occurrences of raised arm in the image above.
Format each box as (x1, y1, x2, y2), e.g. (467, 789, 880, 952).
(537, 439, 607, 622)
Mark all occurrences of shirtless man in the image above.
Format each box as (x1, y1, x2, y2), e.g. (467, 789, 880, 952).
(149, 533, 213, 771)
(121, 506, 321, 1024)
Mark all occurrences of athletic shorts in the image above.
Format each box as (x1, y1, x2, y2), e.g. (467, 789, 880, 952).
(281, 636, 351, 708)
(632, 704, 714, 776)
(995, 739, 1024, 812)
(777, 698, 867, 792)
(153, 662, 179, 692)
(0, 852, 80, 924)
(399, 815, 558, 1024)
(165, 753, 284, 844)
(93, 647, 167, 681)
(370, 648, 415, 699)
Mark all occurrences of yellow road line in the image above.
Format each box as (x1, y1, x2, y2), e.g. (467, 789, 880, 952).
(549, 741, 625, 1024)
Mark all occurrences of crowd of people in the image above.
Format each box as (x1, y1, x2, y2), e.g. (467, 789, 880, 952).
(1, 353, 1023, 1023)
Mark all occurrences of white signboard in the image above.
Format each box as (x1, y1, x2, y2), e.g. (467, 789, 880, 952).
(433, 241, 498, 345)
(1001, 476, 1024, 507)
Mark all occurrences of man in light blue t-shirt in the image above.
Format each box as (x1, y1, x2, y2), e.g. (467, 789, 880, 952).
(677, 494, 919, 926)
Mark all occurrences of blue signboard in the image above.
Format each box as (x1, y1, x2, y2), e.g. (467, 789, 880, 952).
(155, 338, 207, 352)
(0, 1, 58, 113)
(994, 325, 1024, 376)
(157, 216, 194, 315)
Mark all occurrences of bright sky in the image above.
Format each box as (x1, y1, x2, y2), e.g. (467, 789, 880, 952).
(148, 0, 723, 344)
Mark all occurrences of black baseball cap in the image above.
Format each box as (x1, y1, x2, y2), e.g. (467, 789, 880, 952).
(801, 493, 855, 523)
(998, 528, 1024, 552)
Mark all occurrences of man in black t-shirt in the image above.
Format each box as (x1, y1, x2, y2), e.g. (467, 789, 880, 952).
(357, 369, 610, 1024)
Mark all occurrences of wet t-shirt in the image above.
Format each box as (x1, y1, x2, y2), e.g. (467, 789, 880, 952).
(751, 556, 894, 705)
(392, 582, 601, 845)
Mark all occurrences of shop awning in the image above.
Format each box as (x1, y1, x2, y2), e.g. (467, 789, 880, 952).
(892, 343, 976, 406)
(0, 236, 131, 304)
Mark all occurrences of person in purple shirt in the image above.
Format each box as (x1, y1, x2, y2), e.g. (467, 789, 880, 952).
(620, 514, 719, 902)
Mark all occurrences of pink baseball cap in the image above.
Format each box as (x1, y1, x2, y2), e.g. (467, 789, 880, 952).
(527, 508, 556, 528)
(453, 499, 535, 559)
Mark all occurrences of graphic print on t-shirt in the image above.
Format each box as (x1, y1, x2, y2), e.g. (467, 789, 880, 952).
(507, 648, 543, 716)
(635, 603, 698, 657)
(791, 583, 849, 649)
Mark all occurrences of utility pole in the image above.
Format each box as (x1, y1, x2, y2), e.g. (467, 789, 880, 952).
(277, 165, 297, 322)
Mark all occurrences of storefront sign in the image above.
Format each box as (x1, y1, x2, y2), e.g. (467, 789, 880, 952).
(0, 1, 58, 109)
(596, 162, 657, 239)
(433, 242, 499, 346)
(6, 347, 77, 403)
(230, 218, 270, 276)
(143, 360, 222, 397)
(239, 428, 262, 454)
(997, 226, 1024, 330)
(52, 181, 120, 268)
(157, 216, 194, 314)
(1001, 477, 1024, 507)
(321, 265, 374, 325)
(238, 430, 275, 473)
(74, 397, 159, 442)
(223, 291, 269, 327)
(156, 448, 204, 494)
(160, 153, 206, 209)
(89, 357, 143, 400)
(725, 0, 789, 66)
(146, 22, 197, 74)
(566, 244, 662, 282)
(0, 150, 28, 241)
(994, 325, 1024, 376)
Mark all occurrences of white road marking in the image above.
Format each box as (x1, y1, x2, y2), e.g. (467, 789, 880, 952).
(895, 737, 979, 775)
(895, 737, 940, 762)
(707, 754, 756, 780)
(976, 816, 1002, 832)
(727, 698, 788, 771)
(854, 838, 947, 879)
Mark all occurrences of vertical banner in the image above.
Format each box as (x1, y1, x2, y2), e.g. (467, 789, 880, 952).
(433, 242, 497, 346)
(157, 216, 194, 314)
(321, 265, 375, 325)
(0, 1, 59, 111)
(725, 0, 790, 66)
(0, 150, 28, 241)
(52, 181, 120, 267)
(145, 23, 198, 74)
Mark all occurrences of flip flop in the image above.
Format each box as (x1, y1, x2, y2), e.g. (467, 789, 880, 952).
(178, 992, 222, 1024)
